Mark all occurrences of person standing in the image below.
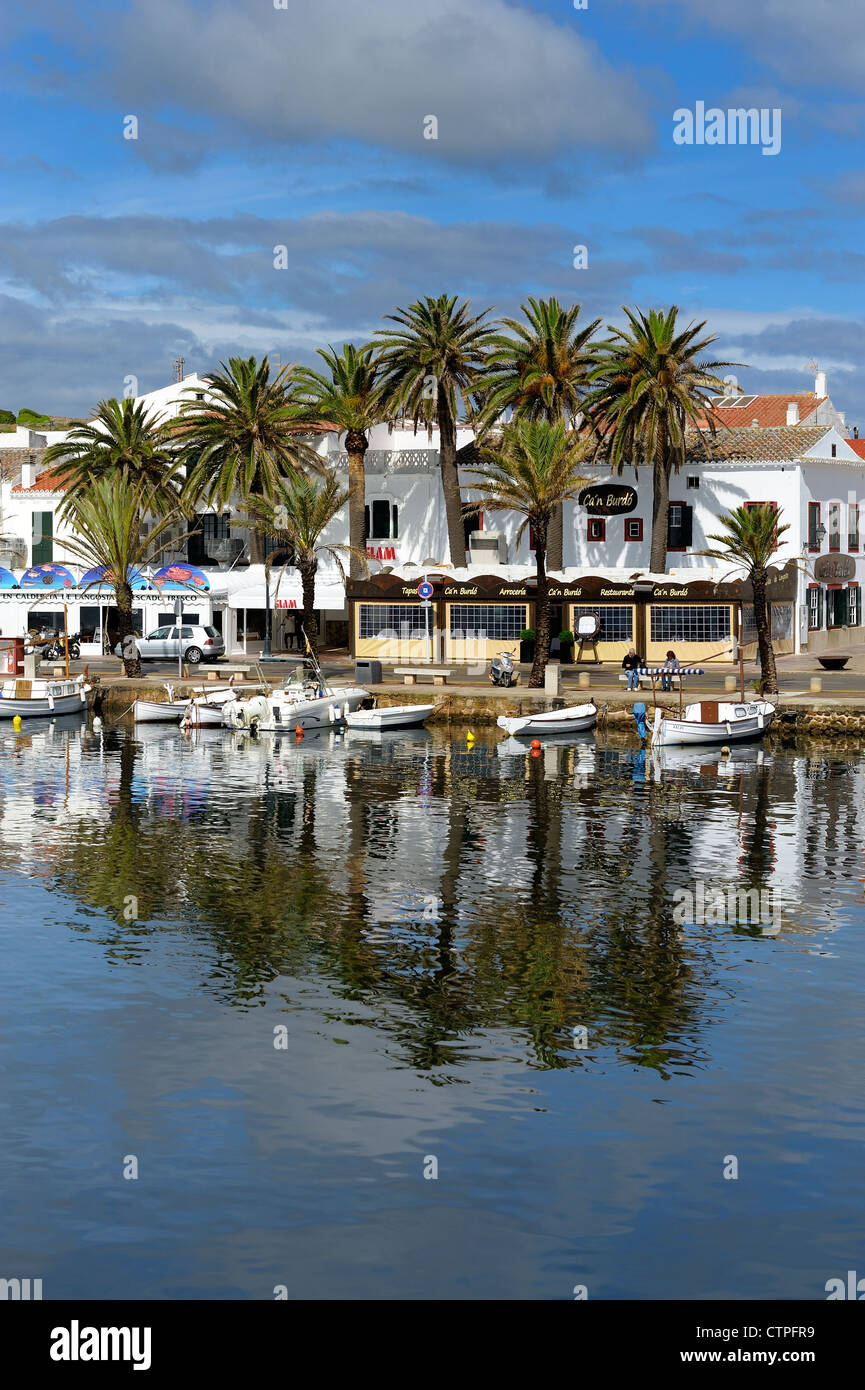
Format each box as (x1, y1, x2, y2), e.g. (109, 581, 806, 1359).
(622, 646, 643, 691)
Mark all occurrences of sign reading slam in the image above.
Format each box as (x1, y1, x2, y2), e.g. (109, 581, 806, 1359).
(578, 484, 638, 516)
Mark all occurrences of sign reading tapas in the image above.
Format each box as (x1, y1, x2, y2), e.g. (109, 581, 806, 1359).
(578, 484, 638, 516)
(814, 554, 856, 582)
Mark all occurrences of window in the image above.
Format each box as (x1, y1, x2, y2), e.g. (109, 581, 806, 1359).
(587, 518, 606, 542)
(573, 605, 633, 642)
(808, 502, 821, 552)
(667, 503, 693, 551)
(625, 518, 643, 542)
(829, 502, 841, 552)
(687, 476, 700, 489)
(365, 500, 398, 539)
(27, 609, 63, 633)
(449, 604, 526, 641)
(359, 603, 425, 639)
(156, 613, 199, 629)
(744, 500, 779, 543)
(79, 606, 101, 641)
(650, 605, 731, 643)
(31, 511, 53, 564)
(149, 626, 173, 640)
(807, 586, 823, 630)
(831, 443, 837, 457)
(848, 585, 860, 627)
(850, 505, 860, 552)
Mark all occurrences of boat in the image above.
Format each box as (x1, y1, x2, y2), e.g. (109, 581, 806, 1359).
(651, 698, 776, 747)
(496, 701, 597, 737)
(135, 679, 266, 726)
(0, 674, 90, 719)
(221, 657, 368, 732)
(345, 701, 434, 731)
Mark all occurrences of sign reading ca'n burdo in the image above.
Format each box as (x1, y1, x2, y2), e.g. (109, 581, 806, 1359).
(578, 484, 638, 516)
(813, 553, 856, 583)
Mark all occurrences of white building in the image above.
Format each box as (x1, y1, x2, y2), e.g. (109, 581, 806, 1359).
(1, 370, 863, 662)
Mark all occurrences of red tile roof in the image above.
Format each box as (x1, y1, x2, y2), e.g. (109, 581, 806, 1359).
(698, 394, 825, 429)
(12, 468, 71, 494)
(846, 438, 865, 459)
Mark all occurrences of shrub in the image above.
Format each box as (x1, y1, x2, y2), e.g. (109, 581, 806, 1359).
(558, 630, 574, 644)
(519, 628, 536, 642)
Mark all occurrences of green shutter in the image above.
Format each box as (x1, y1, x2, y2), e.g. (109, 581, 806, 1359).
(31, 511, 53, 564)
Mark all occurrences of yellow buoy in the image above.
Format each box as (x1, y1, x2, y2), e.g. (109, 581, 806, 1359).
(466, 730, 475, 742)
(12, 715, 22, 730)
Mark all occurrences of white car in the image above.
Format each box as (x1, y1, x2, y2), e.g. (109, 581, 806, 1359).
(115, 624, 225, 665)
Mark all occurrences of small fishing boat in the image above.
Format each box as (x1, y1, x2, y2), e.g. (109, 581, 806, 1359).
(345, 701, 434, 731)
(651, 698, 776, 747)
(133, 683, 185, 724)
(496, 701, 597, 738)
(0, 674, 90, 719)
(221, 654, 367, 732)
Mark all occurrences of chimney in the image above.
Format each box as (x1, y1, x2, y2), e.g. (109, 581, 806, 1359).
(815, 370, 827, 397)
(854, 427, 859, 439)
(20, 450, 38, 488)
(786, 401, 799, 426)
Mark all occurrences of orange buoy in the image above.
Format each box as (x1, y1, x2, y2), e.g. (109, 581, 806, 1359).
(531, 738, 541, 750)
(295, 723, 304, 738)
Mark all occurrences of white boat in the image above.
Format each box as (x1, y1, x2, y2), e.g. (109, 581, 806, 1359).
(0, 674, 90, 719)
(135, 680, 265, 726)
(496, 701, 597, 738)
(222, 661, 368, 732)
(133, 697, 184, 724)
(345, 701, 434, 731)
(651, 699, 776, 747)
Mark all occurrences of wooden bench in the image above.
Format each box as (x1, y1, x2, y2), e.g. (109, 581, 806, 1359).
(393, 667, 453, 687)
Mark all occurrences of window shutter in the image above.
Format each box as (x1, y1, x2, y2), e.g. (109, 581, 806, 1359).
(681, 505, 693, 547)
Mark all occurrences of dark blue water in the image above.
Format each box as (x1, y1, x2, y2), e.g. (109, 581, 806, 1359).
(1, 717, 862, 1299)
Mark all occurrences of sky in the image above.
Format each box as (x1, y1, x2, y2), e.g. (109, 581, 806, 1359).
(2, 0, 865, 424)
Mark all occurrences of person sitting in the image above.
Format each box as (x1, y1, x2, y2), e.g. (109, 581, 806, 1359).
(622, 646, 643, 691)
(661, 649, 679, 692)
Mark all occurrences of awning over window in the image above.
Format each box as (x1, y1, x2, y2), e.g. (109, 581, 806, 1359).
(0, 565, 19, 590)
(18, 563, 77, 589)
(152, 563, 210, 593)
(79, 566, 149, 591)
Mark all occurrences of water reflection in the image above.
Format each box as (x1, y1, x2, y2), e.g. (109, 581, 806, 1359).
(1, 719, 860, 1078)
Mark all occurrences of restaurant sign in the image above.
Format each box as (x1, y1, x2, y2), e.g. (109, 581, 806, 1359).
(814, 554, 856, 582)
(578, 484, 638, 516)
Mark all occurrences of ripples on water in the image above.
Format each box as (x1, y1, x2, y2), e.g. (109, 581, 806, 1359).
(0, 716, 863, 1298)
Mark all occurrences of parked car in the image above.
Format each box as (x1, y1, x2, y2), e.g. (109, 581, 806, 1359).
(114, 624, 225, 665)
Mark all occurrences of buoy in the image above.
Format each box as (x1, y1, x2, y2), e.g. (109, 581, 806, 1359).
(531, 748, 541, 758)
(295, 723, 304, 739)
(466, 730, 475, 743)
(721, 745, 731, 757)
(531, 738, 541, 751)
(12, 715, 22, 730)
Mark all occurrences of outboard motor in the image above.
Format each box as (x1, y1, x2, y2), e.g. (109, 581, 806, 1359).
(633, 701, 648, 741)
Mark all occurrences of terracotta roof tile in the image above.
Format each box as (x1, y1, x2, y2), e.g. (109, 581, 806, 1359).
(846, 438, 865, 459)
(697, 393, 825, 429)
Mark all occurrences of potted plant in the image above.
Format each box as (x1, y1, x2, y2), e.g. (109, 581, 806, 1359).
(519, 628, 536, 663)
(557, 629, 574, 663)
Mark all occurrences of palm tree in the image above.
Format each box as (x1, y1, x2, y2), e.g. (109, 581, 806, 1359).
(468, 419, 590, 687)
(474, 297, 601, 569)
(584, 307, 736, 573)
(244, 470, 365, 658)
(293, 344, 383, 579)
(43, 398, 180, 513)
(375, 294, 495, 566)
(168, 356, 320, 564)
(702, 503, 788, 695)
(58, 475, 185, 676)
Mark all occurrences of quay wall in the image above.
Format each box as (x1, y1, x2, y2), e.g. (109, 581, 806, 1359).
(88, 679, 865, 738)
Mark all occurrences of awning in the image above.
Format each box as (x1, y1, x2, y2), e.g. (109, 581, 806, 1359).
(226, 578, 345, 610)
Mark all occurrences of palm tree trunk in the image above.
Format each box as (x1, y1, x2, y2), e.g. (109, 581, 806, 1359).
(437, 396, 467, 566)
(548, 503, 564, 571)
(649, 455, 670, 574)
(752, 572, 778, 694)
(529, 522, 550, 688)
(299, 557, 318, 657)
(116, 579, 141, 678)
(344, 432, 368, 580)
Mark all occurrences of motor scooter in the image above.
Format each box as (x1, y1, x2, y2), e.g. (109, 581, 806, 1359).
(488, 648, 516, 687)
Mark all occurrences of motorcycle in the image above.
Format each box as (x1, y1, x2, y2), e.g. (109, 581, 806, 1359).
(45, 632, 81, 661)
(489, 648, 516, 688)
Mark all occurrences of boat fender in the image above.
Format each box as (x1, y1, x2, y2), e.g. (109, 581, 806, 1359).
(757, 712, 764, 729)
(725, 721, 732, 735)
(632, 701, 648, 740)
(47, 695, 55, 711)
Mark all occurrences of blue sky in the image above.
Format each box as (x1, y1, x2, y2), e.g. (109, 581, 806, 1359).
(3, 0, 865, 423)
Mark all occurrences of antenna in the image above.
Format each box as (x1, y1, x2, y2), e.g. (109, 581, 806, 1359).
(173, 356, 185, 383)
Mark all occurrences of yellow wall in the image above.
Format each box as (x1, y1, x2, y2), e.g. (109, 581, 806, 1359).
(567, 603, 636, 664)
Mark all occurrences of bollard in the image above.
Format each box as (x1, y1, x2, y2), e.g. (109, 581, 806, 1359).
(544, 663, 561, 695)
(577, 671, 591, 689)
(724, 675, 737, 693)
(810, 676, 822, 693)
